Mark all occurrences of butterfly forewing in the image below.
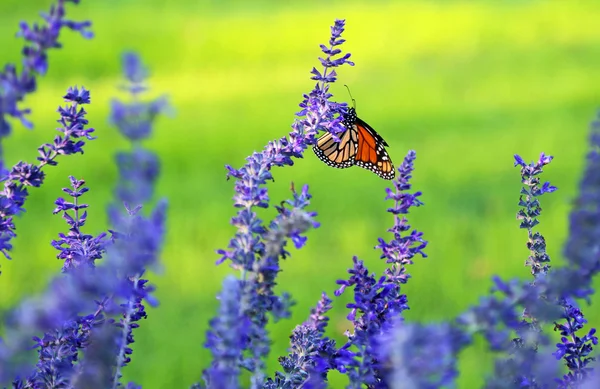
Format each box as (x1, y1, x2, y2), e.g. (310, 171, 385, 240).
(354, 119, 395, 180)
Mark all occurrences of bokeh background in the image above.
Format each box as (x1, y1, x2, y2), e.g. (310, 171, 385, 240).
(1, 0, 600, 387)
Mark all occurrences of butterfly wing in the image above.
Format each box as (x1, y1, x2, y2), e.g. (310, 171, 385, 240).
(312, 126, 358, 169)
(354, 117, 395, 180)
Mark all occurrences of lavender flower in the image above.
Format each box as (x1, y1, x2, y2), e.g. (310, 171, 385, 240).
(103, 52, 169, 387)
(0, 0, 92, 157)
(205, 19, 353, 388)
(553, 302, 598, 387)
(457, 153, 597, 388)
(0, 86, 96, 261)
(332, 151, 427, 387)
(101, 202, 165, 388)
(24, 177, 108, 388)
(203, 276, 247, 389)
(375, 318, 462, 389)
(52, 176, 108, 272)
(110, 52, 169, 142)
(108, 52, 170, 208)
(266, 293, 340, 389)
(561, 111, 600, 299)
(514, 152, 557, 277)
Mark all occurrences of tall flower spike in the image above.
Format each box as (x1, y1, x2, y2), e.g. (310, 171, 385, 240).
(206, 19, 353, 388)
(0, 86, 96, 261)
(457, 154, 573, 387)
(514, 153, 557, 277)
(103, 52, 169, 387)
(52, 176, 108, 271)
(19, 176, 109, 387)
(109, 52, 170, 208)
(102, 201, 166, 388)
(562, 111, 600, 300)
(332, 151, 428, 387)
(0, 0, 92, 158)
(203, 276, 247, 389)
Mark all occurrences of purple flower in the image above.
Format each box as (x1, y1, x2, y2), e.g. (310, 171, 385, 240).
(52, 176, 108, 272)
(330, 151, 427, 387)
(19, 177, 109, 387)
(514, 152, 557, 277)
(562, 112, 600, 300)
(266, 293, 341, 388)
(108, 52, 170, 212)
(204, 276, 248, 389)
(0, 192, 165, 387)
(553, 302, 598, 387)
(456, 153, 598, 387)
(109, 52, 170, 142)
(0, 0, 92, 149)
(206, 19, 353, 387)
(0, 86, 96, 260)
(375, 318, 464, 388)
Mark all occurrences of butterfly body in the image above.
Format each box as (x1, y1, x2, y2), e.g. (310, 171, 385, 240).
(313, 107, 395, 180)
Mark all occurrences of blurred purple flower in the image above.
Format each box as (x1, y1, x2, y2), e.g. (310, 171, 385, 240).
(109, 52, 170, 143)
(0, 0, 92, 155)
(375, 318, 463, 388)
(562, 112, 600, 299)
(204, 276, 248, 389)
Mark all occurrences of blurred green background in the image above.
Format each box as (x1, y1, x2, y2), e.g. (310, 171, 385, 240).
(1, 0, 600, 387)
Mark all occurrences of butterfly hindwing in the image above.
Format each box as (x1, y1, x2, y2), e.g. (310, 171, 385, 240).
(312, 126, 357, 169)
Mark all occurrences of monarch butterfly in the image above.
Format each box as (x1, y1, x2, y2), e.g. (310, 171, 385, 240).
(312, 107, 395, 180)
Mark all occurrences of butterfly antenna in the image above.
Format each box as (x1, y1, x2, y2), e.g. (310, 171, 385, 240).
(344, 84, 356, 110)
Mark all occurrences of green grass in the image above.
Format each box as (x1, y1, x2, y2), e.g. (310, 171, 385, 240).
(1, 0, 600, 387)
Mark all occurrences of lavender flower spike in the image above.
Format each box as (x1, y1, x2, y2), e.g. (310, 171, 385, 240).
(0, 0, 93, 152)
(332, 151, 428, 387)
(12, 177, 109, 388)
(203, 276, 246, 389)
(0, 86, 96, 260)
(514, 152, 557, 277)
(562, 111, 600, 300)
(52, 176, 107, 272)
(109, 52, 170, 208)
(207, 19, 353, 388)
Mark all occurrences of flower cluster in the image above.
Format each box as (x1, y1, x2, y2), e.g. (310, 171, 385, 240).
(0, 0, 92, 159)
(0, 86, 96, 260)
(0, 12, 167, 386)
(514, 153, 557, 277)
(10, 176, 108, 388)
(201, 19, 353, 388)
(53, 176, 107, 272)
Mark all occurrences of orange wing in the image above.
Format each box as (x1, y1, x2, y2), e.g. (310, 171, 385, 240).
(354, 119, 395, 180)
